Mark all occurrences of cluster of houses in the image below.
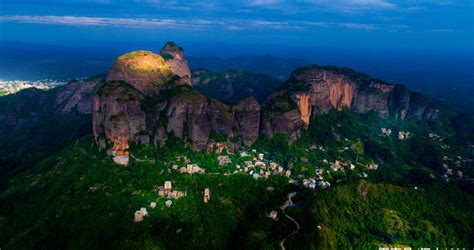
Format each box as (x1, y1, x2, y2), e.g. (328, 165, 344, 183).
(173, 164, 205, 174)
(315, 168, 331, 188)
(157, 181, 186, 200)
(380, 127, 411, 141)
(134, 181, 188, 222)
(442, 155, 468, 182)
(234, 154, 290, 180)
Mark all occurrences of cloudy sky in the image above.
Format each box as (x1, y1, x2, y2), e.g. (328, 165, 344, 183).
(0, 0, 473, 51)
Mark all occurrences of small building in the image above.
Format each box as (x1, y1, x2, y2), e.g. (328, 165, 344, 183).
(398, 131, 410, 140)
(140, 207, 148, 216)
(204, 188, 211, 203)
(240, 151, 249, 157)
(165, 200, 172, 207)
(150, 202, 157, 209)
(218, 155, 231, 166)
(258, 153, 264, 160)
(164, 181, 172, 191)
(255, 161, 265, 167)
(268, 210, 278, 220)
(134, 210, 144, 223)
(113, 155, 129, 166)
(366, 163, 378, 170)
(270, 162, 278, 169)
(381, 128, 392, 137)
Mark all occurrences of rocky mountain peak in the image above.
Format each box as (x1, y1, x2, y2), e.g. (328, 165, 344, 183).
(160, 41, 191, 84)
(160, 41, 185, 60)
(106, 50, 174, 96)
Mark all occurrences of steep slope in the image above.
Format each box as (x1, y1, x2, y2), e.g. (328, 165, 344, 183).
(191, 69, 282, 103)
(0, 77, 101, 172)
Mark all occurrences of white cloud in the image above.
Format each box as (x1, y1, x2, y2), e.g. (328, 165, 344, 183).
(0, 15, 407, 32)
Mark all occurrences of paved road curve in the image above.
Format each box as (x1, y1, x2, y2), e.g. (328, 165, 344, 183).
(280, 192, 300, 250)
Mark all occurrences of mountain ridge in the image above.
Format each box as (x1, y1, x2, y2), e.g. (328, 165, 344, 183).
(91, 42, 441, 161)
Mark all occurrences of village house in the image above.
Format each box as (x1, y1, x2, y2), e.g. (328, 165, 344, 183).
(164, 181, 172, 190)
(165, 200, 172, 207)
(268, 210, 278, 220)
(240, 151, 249, 157)
(381, 128, 392, 137)
(204, 188, 211, 203)
(270, 162, 278, 170)
(218, 155, 231, 166)
(255, 160, 265, 167)
(134, 210, 144, 223)
(331, 161, 342, 171)
(150, 202, 157, 209)
(398, 131, 410, 140)
(140, 207, 148, 216)
(258, 153, 264, 160)
(366, 163, 378, 170)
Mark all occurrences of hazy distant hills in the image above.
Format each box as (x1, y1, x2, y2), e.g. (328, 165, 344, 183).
(191, 69, 283, 103)
(0, 42, 306, 81)
(188, 55, 307, 80)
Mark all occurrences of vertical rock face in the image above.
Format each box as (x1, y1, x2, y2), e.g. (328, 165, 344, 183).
(233, 97, 261, 145)
(296, 94, 311, 125)
(290, 66, 357, 113)
(93, 81, 148, 151)
(160, 42, 191, 85)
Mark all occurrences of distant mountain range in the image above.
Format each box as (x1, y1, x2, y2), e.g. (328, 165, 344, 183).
(188, 55, 307, 80)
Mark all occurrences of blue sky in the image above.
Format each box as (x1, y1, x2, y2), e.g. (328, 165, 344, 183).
(0, 0, 473, 51)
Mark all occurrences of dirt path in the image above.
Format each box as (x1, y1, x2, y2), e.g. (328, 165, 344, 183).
(280, 192, 300, 250)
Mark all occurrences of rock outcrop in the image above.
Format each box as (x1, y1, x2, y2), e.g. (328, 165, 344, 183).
(160, 42, 191, 85)
(106, 50, 173, 96)
(263, 65, 440, 132)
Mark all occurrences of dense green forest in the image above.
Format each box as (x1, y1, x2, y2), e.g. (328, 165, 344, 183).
(1, 110, 473, 249)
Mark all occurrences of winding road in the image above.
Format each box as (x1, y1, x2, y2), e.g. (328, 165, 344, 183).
(280, 192, 300, 250)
